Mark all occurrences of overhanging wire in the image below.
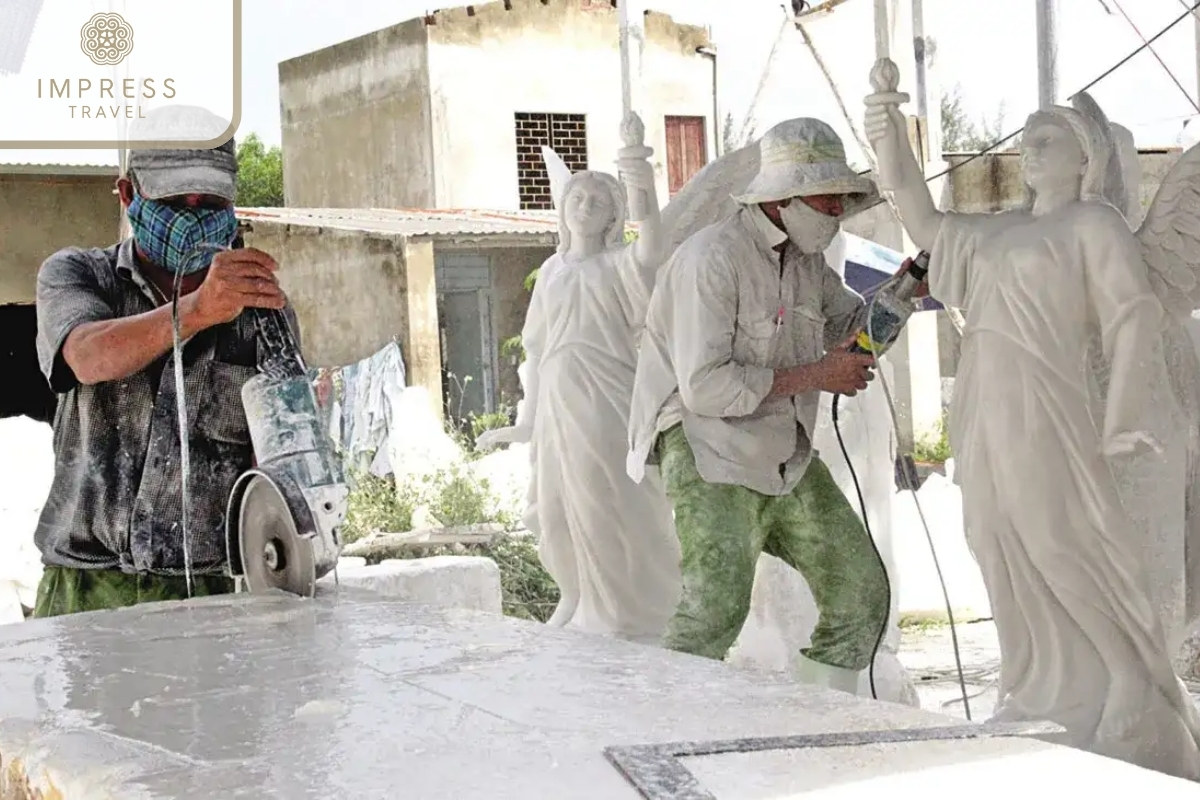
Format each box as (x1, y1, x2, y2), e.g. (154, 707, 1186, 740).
(854, 0, 1200, 197)
(1109, 0, 1199, 114)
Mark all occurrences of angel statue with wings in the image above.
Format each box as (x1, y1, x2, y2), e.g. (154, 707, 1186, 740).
(476, 112, 684, 643)
(865, 57, 1200, 778)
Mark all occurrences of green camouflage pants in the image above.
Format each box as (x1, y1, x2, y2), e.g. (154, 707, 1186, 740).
(657, 425, 889, 671)
(33, 565, 235, 619)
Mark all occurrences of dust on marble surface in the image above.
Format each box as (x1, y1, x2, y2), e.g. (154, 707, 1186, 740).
(0, 592, 964, 796)
(0, 592, 1044, 800)
(3, 593, 1196, 797)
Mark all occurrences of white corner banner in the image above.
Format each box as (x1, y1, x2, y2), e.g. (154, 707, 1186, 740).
(0, 0, 240, 148)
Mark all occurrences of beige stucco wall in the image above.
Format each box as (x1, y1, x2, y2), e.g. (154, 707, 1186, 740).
(943, 148, 1181, 215)
(279, 20, 436, 209)
(242, 222, 443, 417)
(0, 172, 120, 304)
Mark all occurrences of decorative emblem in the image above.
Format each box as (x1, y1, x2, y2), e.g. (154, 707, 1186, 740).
(80, 13, 134, 66)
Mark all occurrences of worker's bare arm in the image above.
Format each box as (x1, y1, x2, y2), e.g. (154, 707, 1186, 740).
(62, 248, 286, 386)
(63, 297, 211, 385)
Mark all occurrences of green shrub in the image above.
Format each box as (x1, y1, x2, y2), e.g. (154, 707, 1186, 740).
(500, 334, 525, 363)
(341, 472, 416, 544)
(339, 465, 557, 620)
(468, 409, 513, 442)
(913, 412, 952, 464)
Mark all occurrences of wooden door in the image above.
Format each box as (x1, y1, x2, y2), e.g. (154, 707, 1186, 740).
(665, 116, 708, 196)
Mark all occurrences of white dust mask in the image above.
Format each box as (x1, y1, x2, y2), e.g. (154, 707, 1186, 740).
(779, 199, 840, 254)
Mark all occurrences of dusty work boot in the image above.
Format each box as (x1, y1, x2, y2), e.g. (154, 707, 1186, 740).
(796, 653, 860, 694)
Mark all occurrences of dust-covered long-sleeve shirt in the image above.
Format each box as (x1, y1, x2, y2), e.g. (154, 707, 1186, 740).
(626, 205, 865, 496)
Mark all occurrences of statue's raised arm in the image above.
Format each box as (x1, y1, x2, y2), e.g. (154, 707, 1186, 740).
(615, 112, 661, 271)
(862, 57, 943, 250)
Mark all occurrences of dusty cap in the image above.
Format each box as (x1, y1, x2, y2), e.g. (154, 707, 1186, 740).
(733, 118, 877, 213)
(125, 105, 237, 202)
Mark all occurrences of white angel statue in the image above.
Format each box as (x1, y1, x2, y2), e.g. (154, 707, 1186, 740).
(865, 58, 1200, 779)
(476, 112, 683, 642)
(1068, 93, 1200, 671)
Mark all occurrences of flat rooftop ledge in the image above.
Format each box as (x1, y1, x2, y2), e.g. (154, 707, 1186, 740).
(0, 591, 1192, 798)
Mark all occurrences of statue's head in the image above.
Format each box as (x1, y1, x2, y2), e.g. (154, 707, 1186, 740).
(557, 170, 627, 256)
(1021, 106, 1109, 203)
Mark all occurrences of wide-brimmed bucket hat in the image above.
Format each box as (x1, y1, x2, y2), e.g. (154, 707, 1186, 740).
(733, 118, 879, 216)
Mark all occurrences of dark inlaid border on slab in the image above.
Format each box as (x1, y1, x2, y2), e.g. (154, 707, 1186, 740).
(604, 721, 1065, 800)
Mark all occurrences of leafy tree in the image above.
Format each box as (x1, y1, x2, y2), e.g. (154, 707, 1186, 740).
(723, 111, 756, 153)
(941, 84, 1012, 153)
(235, 133, 284, 207)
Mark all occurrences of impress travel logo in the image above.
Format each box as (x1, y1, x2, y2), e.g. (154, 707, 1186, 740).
(0, 0, 241, 148)
(80, 12, 135, 66)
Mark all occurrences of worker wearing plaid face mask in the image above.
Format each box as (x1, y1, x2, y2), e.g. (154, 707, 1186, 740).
(31, 105, 301, 617)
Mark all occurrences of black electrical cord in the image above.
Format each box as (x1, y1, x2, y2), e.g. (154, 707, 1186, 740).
(829, 393, 890, 701)
(830, 288, 974, 719)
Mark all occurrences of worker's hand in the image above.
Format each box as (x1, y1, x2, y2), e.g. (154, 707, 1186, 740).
(815, 333, 876, 396)
(896, 257, 930, 298)
(191, 248, 286, 327)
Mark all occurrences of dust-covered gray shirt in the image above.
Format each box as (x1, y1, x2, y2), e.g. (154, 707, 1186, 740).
(626, 206, 866, 496)
(34, 238, 300, 576)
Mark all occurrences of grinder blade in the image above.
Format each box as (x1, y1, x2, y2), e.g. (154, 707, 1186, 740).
(236, 473, 317, 596)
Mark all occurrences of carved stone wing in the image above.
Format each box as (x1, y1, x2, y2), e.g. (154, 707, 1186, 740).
(658, 142, 761, 262)
(540, 145, 573, 211)
(1135, 143, 1200, 318)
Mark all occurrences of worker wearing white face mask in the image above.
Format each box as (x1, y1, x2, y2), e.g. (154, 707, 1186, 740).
(627, 118, 912, 693)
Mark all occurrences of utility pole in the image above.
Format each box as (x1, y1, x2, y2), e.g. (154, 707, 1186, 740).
(870, 0, 941, 465)
(1194, 4, 1200, 110)
(1036, 0, 1059, 109)
(911, 0, 941, 163)
(618, 0, 644, 121)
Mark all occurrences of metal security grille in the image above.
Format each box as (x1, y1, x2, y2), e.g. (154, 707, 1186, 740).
(515, 111, 588, 210)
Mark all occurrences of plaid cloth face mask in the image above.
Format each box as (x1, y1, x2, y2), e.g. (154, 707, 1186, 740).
(126, 192, 239, 275)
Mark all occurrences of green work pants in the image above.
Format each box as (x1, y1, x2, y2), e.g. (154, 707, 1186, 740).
(657, 425, 889, 671)
(33, 565, 235, 619)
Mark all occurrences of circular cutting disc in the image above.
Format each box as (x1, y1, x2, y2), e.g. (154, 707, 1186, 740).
(237, 473, 317, 597)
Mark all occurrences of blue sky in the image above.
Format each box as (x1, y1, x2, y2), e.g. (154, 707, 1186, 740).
(7, 0, 1200, 165)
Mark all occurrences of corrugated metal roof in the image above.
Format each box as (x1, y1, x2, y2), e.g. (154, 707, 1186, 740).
(237, 207, 562, 238)
(0, 149, 120, 170)
(0, 162, 119, 176)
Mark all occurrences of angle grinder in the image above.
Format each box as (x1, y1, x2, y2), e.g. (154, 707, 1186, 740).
(223, 233, 347, 596)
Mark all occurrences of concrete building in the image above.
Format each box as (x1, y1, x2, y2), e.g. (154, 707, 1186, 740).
(0, 162, 121, 423)
(0, 163, 121, 304)
(237, 207, 559, 424)
(278, 0, 717, 212)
